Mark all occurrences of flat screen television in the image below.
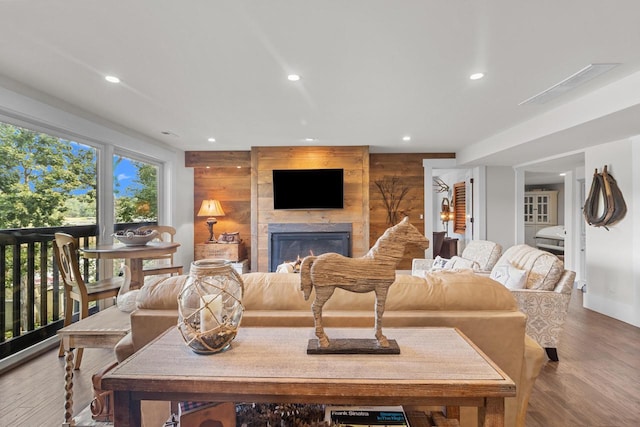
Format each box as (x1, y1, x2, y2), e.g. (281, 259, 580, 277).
(273, 168, 344, 209)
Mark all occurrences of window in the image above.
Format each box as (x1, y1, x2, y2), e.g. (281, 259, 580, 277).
(453, 182, 466, 234)
(113, 154, 158, 224)
(0, 122, 97, 228)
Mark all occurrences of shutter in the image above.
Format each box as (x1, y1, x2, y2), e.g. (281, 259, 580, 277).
(453, 182, 466, 234)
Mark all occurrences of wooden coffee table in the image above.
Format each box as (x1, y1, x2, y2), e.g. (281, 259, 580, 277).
(102, 327, 515, 427)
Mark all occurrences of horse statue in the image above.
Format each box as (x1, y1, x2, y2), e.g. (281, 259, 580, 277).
(300, 217, 429, 348)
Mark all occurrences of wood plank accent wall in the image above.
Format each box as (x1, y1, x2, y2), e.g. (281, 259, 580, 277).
(369, 153, 455, 270)
(187, 148, 455, 272)
(252, 146, 369, 272)
(186, 151, 252, 256)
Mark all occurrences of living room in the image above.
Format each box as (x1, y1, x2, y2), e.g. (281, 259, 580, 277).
(1, 2, 639, 328)
(1, 2, 640, 426)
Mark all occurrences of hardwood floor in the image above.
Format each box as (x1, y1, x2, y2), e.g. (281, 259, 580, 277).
(0, 289, 638, 426)
(526, 289, 640, 426)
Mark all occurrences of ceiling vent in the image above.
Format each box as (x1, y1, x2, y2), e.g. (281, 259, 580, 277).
(519, 63, 620, 105)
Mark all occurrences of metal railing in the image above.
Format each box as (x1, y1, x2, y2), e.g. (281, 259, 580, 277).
(0, 222, 154, 360)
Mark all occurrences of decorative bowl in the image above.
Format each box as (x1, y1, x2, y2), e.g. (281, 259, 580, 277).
(113, 229, 158, 246)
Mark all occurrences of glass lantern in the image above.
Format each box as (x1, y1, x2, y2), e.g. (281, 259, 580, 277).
(177, 259, 244, 354)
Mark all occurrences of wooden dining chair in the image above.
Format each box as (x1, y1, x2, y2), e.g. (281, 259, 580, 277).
(136, 225, 184, 279)
(54, 232, 127, 369)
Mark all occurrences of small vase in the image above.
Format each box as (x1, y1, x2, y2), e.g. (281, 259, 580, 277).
(177, 259, 244, 354)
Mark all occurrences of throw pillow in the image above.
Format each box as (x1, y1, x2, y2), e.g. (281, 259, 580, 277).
(432, 256, 449, 269)
(446, 256, 481, 271)
(136, 275, 188, 309)
(490, 261, 528, 290)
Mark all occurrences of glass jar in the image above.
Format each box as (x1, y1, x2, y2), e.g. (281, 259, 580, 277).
(177, 259, 244, 354)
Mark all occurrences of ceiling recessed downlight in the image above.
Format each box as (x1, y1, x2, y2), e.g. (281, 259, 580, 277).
(402, 136, 411, 142)
(207, 137, 216, 142)
(105, 75, 120, 83)
(287, 74, 301, 81)
(469, 72, 484, 80)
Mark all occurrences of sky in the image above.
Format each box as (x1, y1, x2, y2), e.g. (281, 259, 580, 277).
(113, 155, 142, 196)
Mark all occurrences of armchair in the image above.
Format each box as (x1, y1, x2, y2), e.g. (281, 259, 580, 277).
(412, 239, 502, 276)
(490, 244, 575, 361)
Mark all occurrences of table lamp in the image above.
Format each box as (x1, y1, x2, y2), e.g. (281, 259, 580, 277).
(197, 199, 225, 243)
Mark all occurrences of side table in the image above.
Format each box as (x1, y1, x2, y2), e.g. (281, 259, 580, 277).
(195, 242, 247, 262)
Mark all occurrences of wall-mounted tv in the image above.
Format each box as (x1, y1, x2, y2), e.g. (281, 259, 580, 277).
(273, 168, 344, 210)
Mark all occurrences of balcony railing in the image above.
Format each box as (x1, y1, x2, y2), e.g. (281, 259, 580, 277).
(0, 222, 154, 360)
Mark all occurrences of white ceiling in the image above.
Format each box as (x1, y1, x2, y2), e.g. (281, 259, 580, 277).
(1, 1, 640, 178)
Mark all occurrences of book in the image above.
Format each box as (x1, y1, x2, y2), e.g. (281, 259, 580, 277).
(325, 406, 410, 426)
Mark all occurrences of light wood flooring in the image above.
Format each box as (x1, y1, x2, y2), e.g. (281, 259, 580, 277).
(1, 289, 639, 426)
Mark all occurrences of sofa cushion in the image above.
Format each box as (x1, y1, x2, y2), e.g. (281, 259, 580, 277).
(498, 244, 564, 291)
(408, 271, 517, 311)
(445, 256, 481, 271)
(460, 240, 503, 271)
(136, 275, 187, 309)
(241, 271, 517, 312)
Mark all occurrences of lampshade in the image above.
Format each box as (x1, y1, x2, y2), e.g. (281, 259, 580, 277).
(198, 199, 225, 217)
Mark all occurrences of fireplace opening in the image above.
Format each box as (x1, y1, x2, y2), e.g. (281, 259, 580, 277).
(268, 223, 352, 272)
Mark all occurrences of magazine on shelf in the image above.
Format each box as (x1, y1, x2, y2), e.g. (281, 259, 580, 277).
(324, 406, 410, 426)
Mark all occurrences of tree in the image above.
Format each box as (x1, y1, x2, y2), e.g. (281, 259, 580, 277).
(0, 123, 96, 228)
(113, 159, 157, 222)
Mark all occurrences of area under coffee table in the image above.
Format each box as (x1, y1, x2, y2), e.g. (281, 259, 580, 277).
(102, 327, 515, 427)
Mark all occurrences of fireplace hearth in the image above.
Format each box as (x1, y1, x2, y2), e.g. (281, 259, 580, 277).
(268, 223, 352, 272)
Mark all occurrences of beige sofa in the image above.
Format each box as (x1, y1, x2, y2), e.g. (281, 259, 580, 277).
(114, 270, 545, 427)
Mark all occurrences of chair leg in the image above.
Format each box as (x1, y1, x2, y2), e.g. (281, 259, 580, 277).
(545, 347, 559, 361)
(58, 296, 74, 358)
(74, 348, 84, 370)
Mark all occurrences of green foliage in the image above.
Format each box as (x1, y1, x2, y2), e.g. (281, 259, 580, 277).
(114, 159, 158, 222)
(0, 123, 96, 228)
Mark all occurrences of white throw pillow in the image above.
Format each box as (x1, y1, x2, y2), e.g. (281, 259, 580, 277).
(490, 261, 528, 290)
(446, 256, 481, 271)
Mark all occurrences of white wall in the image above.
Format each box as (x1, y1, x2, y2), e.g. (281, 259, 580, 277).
(583, 138, 639, 327)
(0, 80, 195, 269)
(485, 166, 517, 251)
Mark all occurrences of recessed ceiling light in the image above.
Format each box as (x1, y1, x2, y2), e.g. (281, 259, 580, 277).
(304, 138, 316, 142)
(469, 73, 484, 80)
(402, 136, 411, 142)
(287, 74, 301, 81)
(105, 75, 120, 83)
(207, 137, 216, 142)
(559, 173, 567, 176)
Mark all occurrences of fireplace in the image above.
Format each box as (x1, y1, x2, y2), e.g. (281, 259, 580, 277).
(268, 223, 352, 272)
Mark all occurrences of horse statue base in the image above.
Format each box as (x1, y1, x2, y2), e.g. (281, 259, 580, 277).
(307, 338, 400, 355)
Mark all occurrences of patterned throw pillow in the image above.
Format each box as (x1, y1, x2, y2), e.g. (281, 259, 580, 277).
(490, 261, 528, 289)
(432, 256, 450, 269)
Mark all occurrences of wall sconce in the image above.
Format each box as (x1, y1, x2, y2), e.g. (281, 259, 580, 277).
(440, 198, 455, 236)
(197, 199, 225, 243)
